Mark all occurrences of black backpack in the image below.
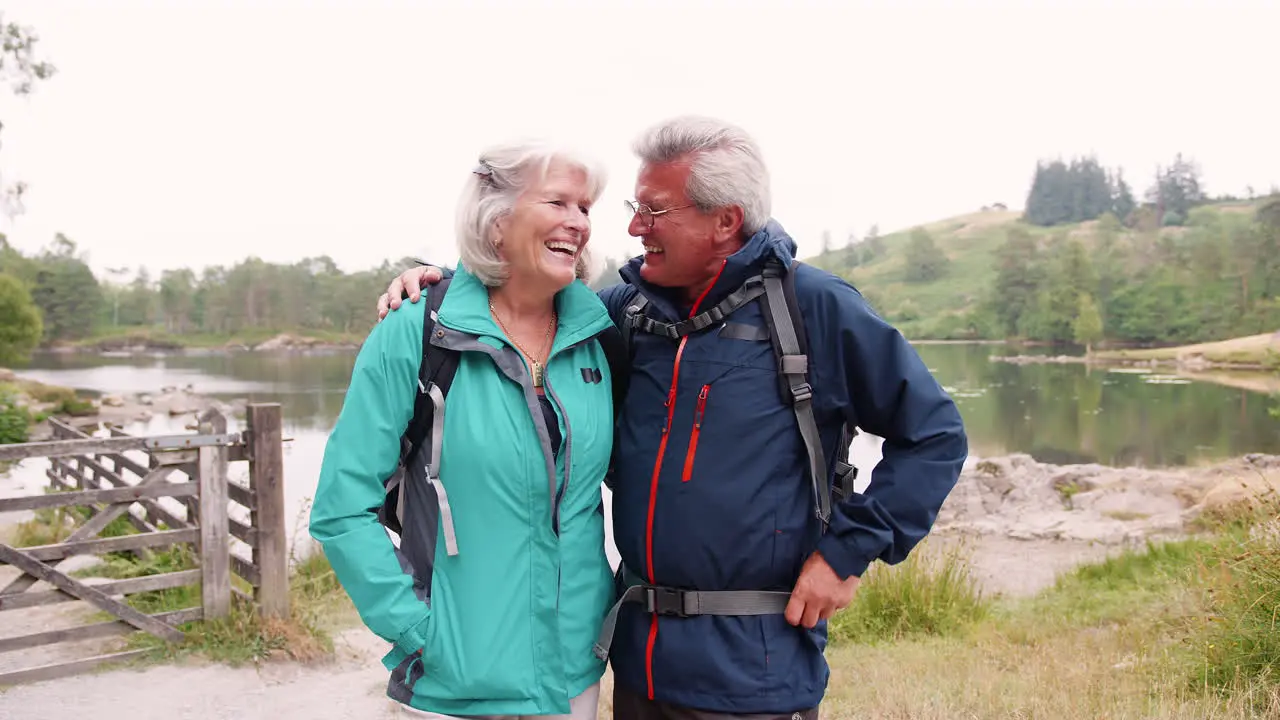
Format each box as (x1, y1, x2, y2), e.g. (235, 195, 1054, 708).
(378, 279, 630, 536)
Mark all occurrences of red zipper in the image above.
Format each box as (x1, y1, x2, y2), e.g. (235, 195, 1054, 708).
(681, 385, 710, 482)
(643, 260, 727, 700)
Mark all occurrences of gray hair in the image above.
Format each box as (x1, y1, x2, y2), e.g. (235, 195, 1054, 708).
(631, 115, 771, 236)
(455, 139, 608, 287)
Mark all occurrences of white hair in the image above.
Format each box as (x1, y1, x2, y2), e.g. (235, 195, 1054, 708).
(455, 139, 608, 287)
(631, 115, 771, 236)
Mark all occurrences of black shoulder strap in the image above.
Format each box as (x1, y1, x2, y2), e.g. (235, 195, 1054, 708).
(382, 279, 458, 535)
(597, 325, 629, 421)
(603, 290, 649, 414)
(402, 278, 458, 463)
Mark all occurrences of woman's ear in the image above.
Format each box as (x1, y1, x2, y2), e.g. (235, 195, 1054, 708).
(491, 218, 505, 249)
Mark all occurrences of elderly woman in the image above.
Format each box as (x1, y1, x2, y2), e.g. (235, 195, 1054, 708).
(309, 140, 616, 720)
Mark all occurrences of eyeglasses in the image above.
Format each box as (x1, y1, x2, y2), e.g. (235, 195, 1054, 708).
(624, 199, 693, 230)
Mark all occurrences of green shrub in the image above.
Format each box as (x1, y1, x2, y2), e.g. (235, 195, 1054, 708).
(0, 391, 31, 444)
(829, 540, 989, 644)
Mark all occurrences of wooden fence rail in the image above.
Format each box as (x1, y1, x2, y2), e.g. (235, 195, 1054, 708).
(0, 403, 288, 686)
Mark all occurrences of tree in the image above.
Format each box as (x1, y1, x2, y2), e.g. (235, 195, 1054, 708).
(1024, 156, 1121, 227)
(0, 14, 57, 215)
(820, 230, 831, 255)
(1111, 171, 1136, 223)
(904, 228, 948, 282)
(0, 272, 42, 365)
(1072, 293, 1103, 354)
(989, 227, 1043, 335)
(1145, 153, 1205, 225)
(862, 224, 885, 262)
(29, 235, 103, 341)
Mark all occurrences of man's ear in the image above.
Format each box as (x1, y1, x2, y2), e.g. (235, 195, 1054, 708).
(713, 205, 745, 245)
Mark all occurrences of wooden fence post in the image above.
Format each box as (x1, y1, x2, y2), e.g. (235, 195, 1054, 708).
(247, 403, 289, 618)
(197, 409, 231, 620)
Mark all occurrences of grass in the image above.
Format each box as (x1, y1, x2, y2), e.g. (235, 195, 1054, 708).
(810, 487, 1280, 719)
(828, 538, 990, 644)
(12, 500, 136, 547)
(106, 500, 351, 666)
(810, 210, 1019, 338)
(111, 547, 345, 666)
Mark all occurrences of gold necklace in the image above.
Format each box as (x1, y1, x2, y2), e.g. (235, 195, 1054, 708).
(489, 302, 556, 387)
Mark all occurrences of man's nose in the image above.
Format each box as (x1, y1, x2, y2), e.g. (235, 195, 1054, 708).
(627, 211, 647, 237)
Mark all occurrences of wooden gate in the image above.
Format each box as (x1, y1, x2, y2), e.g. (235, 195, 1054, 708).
(0, 403, 288, 685)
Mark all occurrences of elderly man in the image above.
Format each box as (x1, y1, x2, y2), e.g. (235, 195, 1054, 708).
(376, 116, 967, 720)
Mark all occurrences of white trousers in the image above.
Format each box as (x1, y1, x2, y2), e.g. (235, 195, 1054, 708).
(394, 682, 600, 720)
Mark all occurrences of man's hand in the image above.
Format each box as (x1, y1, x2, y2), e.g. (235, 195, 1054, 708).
(784, 551, 860, 629)
(376, 265, 445, 320)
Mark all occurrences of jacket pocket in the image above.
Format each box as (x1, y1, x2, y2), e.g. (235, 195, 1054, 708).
(681, 384, 711, 482)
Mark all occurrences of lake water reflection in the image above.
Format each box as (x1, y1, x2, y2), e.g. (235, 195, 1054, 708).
(7, 344, 1279, 556)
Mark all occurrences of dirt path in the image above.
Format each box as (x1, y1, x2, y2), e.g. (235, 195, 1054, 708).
(0, 624, 405, 720)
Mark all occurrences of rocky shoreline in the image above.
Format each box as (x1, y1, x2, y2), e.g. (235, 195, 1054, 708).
(940, 451, 1278, 539)
(991, 352, 1276, 372)
(1, 370, 246, 442)
(43, 332, 362, 357)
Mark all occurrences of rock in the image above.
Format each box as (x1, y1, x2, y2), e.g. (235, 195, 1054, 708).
(100, 394, 126, 407)
(1196, 474, 1279, 515)
(1051, 471, 1098, 495)
(0, 368, 15, 382)
(933, 451, 1280, 547)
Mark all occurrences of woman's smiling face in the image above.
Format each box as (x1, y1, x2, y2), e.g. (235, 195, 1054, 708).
(496, 159, 594, 292)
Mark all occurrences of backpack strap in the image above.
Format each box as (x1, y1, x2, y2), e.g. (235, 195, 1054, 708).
(759, 259, 833, 530)
(628, 278, 765, 340)
(597, 325, 630, 420)
(380, 279, 459, 537)
(777, 261, 859, 503)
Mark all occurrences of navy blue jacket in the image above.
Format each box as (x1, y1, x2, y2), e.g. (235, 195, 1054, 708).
(598, 220, 968, 713)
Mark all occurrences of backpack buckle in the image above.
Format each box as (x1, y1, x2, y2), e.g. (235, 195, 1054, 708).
(644, 586, 690, 617)
(789, 382, 813, 403)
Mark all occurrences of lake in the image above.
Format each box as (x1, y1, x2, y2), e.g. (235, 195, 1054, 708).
(6, 343, 1280, 556)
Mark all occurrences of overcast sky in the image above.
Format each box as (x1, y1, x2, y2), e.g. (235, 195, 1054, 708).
(0, 0, 1276, 282)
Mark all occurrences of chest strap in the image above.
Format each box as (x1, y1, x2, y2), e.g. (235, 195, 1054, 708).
(628, 276, 766, 340)
(592, 564, 791, 661)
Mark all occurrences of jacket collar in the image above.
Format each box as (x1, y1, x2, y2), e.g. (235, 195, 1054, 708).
(619, 218, 799, 320)
(437, 264, 612, 354)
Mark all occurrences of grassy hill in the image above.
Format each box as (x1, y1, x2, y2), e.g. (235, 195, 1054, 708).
(803, 199, 1277, 343)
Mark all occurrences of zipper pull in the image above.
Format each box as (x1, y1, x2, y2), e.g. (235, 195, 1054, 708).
(661, 386, 677, 434)
(693, 385, 709, 427)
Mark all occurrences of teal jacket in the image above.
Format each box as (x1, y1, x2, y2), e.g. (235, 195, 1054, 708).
(309, 266, 616, 716)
